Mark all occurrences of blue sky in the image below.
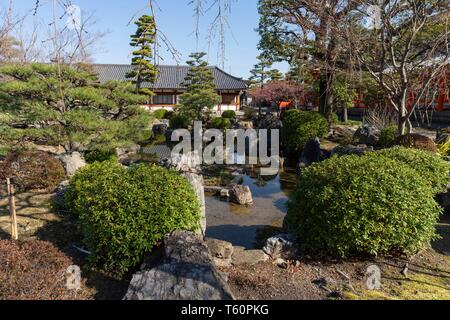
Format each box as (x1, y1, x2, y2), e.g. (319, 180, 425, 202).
(1, 0, 288, 79)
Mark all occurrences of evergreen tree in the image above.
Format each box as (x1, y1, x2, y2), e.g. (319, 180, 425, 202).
(127, 15, 158, 95)
(178, 52, 221, 121)
(267, 69, 284, 82)
(0, 63, 152, 154)
(248, 54, 273, 88)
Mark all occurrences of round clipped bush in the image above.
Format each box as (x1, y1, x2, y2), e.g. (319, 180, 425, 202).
(379, 125, 398, 147)
(281, 110, 329, 153)
(395, 133, 437, 153)
(0, 150, 65, 191)
(153, 109, 167, 120)
(169, 114, 191, 129)
(222, 110, 236, 119)
(65, 160, 200, 275)
(286, 153, 442, 257)
(376, 146, 449, 195)
(0, 240, 88, 300)
(210, 117, 232, 130)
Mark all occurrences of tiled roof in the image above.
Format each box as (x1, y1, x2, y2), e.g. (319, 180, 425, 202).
(92, 64, 247, 91)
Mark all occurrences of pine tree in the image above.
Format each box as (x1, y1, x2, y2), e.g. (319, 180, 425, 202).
(248, 54, 273, 88)
(267, 69, 284, 82)
(178, 52, 221, 121)
(0, 63, 152, 155)
(127, 15, 158, 95)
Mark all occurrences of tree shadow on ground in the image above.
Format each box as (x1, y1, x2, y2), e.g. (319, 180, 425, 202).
(36, 210, 129, 300)
(432, 214, 450, 256)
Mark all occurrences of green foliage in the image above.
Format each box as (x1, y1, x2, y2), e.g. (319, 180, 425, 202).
(331, 112, 340, 124)
(281, 109, 329, 153)
(379, 125, 398, 148)
(221, 110, 236, 119)
(153, 109, 167, 120)
(170, 114, 191, 129)
(0, 64, 152, 152)
(286, 152, 442, 258)
(210, 117, 232, 130)
(65, 161, 200, 276)
(126, 15, 158, 95)
(0, 151, 65, 192)
(376, 147, 449, 195)
(333, 80, 356, 111)
(178, 52, 221, 121)
(248, 54, 274, 87)
(84, 149, 117, 164)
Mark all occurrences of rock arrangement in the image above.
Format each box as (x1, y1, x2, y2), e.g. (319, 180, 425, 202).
(162, 151, 206, 236)
(124, 231, 235, 300)
(262, 234, 298, 260)
(59, 152, 87, 177)
(229, 184, 254, 206)
(206, 238, 269, 267)
(354, 125, 381, 146)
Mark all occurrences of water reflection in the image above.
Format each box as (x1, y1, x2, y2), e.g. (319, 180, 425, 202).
(205, 167, 298, 249)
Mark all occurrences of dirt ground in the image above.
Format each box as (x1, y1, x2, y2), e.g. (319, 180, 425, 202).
(1, 185, 449, 300)
(221, 216, 450, 300)
(0, 186, 129, 300)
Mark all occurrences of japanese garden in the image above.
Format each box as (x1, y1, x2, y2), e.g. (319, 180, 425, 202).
(0, 0, 449, 302)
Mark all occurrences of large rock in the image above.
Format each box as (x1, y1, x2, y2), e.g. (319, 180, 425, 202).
(162, 151, 202, 173)
(332, 144, 374, 156)
(183, 172, 206, 237)
(52, 180, 70, 210)
(232, 248, 269, 266)
(263, 234, 298, 260)
(297, 138, 322, 171)
(59, 152, 86, 177)
(116, 145, 141, 160)
(354, 125, 380, 146)
(162, 151, 206, 236)
(255, 113, 282, 129)
(229, 184, 253, 206)
(124, 231, 234, 300)
(152, 123, 168, 136)
(206, 238, 234, 267)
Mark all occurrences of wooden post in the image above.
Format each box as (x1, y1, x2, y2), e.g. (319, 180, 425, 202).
(6, 178, 18, 241)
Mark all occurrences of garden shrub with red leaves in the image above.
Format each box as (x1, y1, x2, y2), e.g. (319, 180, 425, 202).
(0, 151, 65, 191)
(0, 240, 88, 300)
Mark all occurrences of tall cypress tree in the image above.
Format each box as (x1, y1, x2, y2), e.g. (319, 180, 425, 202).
(127, 15, 158, 95)
(179, 52, 221, 121)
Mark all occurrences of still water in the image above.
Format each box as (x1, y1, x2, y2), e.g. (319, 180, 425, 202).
(205, 168, 298, 249)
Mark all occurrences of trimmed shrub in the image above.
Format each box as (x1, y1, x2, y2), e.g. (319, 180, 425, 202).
(222, 110, 236, 119)
(331, 112, 340, 124)
(169, 114, 191, 129)
(153, 109, 168, 120)
(163, 111, 174, 120)
(0, 151, 65, 191)
(84, 149, 117, 164)
(65, 160, 200, 276)
(395, 134, 437, 153)
(375, 146, 449, 195)
(379, 125, 398, 147)
(281, 110, 329, 153)
(0, 240, 88, 300)
(210, 117, 232, 130)
(286, 153, 442, 257)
